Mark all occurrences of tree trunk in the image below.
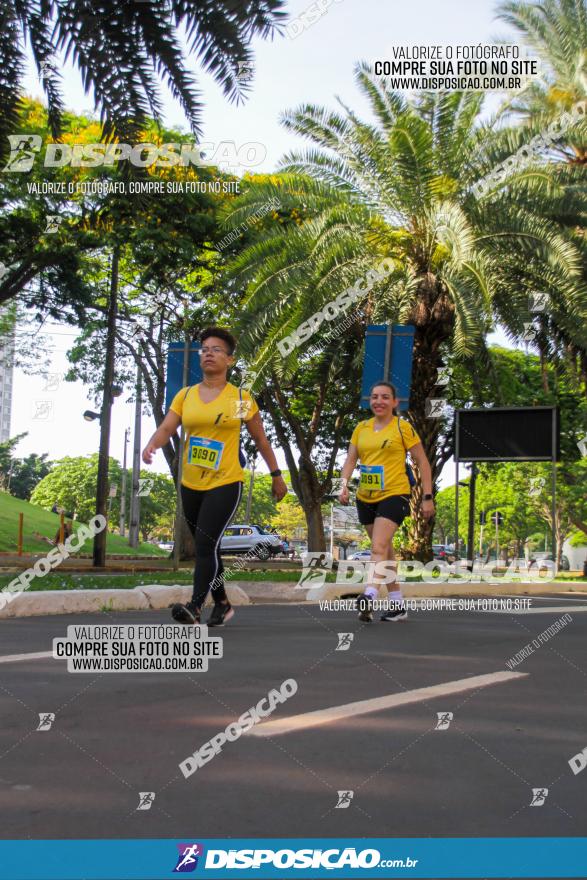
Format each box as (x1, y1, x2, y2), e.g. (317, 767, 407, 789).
(401, 285, 455, 560)
(178, 517, 195, 561)
(305, 500, 326, 552)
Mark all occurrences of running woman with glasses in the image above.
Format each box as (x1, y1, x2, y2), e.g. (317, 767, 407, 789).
(338, 381, 435, 622)
(142, 327, 288, 627)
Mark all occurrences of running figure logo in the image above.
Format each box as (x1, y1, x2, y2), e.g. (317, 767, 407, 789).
(231, 398, 252, 419)
(42, 373, 62, 393)
(173, 843, 204, 872)
(435, 712, 453, 730)
(136, 792, 155, 811)
(425, 398, 447, 418)
(296, 552, 333, 589)
(36, 713, 55, 731)
(436, 366, 452, 386)
(44, 216, 63, 234)
(3, 134, 42, 172)
(528, 292, 549, 313)
(530, 788, 548, 806)
(335, 790, 354, 809)
(32, 400, 54, 421)
(137, 478, 154, 497)
(236, 60, 254, 82)
(336, 633, 354, 651)
(522, 322, 539, 343)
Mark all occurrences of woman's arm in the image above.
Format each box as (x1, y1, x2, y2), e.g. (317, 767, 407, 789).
(338, 443, 359, 504)
(408, 442, 435, 519)
(245, 412, 288, 501)
(142, 410, 182, 464)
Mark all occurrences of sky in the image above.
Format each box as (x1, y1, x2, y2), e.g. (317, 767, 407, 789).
(8, 0, 521, 484)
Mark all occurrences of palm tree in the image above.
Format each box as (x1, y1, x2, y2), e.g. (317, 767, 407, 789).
(496, 0, 587, 392)
(497, 0, 587, 133)
(222, 66, 586, 556)
(0, 0, 286, 161)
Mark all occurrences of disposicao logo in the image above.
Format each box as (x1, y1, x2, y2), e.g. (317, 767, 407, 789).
(173, 843, 204, 873)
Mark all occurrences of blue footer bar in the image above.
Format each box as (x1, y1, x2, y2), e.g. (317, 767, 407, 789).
(0, 837, 586, 879)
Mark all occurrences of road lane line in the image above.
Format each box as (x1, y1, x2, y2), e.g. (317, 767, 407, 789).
(490, 606, 587, 614)
(0, 651, 53, 664)
(245, 670, 528, 737)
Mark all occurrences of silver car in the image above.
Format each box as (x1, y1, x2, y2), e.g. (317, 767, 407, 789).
(221, 524, 283, 561)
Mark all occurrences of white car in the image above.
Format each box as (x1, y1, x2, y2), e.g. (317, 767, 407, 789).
(348, 550, 371, 561)
(221, 524, 283, 561)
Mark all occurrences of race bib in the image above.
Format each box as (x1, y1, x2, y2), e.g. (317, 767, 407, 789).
(187, 436, 224, 470)
(359, 465, 385, 492)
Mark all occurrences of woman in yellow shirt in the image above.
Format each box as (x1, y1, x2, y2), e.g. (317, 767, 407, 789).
(338, 381, 435, 622)
(142, 327, 287, 627)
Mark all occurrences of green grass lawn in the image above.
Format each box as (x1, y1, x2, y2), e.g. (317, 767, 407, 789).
(2, 566, 582, 592)
(0, 491, 167, 557)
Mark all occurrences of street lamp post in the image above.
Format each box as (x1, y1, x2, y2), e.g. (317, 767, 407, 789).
(93, 246, 119, 568)
(128, 366, 142, 548)
(245, 457, 256, 522)
(119, 427, 130, 536)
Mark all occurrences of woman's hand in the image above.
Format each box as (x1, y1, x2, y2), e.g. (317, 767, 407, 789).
(142, 443, 157, 465)
(422, 498, 435, 520)
(272, 475, 288, 502)
(338, 485, 350, 505)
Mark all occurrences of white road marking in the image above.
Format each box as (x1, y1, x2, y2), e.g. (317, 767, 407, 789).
(490, 606, 587, 614)
(503, 595, 587, 603)
(245, 670, 528, 737)
(0, 651, 53, 664)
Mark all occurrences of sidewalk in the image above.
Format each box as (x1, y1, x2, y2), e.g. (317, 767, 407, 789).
(1, 578, 585, 618)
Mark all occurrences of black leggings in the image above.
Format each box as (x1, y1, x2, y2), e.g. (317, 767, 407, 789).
(181, 481, 243, 609)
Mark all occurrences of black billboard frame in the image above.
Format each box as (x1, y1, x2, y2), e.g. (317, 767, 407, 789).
(453, 406, 559, 571)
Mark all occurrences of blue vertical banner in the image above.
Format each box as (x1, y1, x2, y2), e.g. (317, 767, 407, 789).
(361, 324, 415, 411)
(165, 342, 203, 411)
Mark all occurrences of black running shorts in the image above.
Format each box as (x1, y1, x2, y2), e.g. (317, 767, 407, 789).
(356, 493, 411, 527)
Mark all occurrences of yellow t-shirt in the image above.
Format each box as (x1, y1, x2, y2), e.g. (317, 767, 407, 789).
(169, 382, 259, 491)
(350, 416, 421, 502)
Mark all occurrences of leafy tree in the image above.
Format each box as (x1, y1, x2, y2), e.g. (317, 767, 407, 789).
(236, 472, 279, 526)
(1, 0, 286, 163)
(222, 70, 587, 556)
(0, 433, 27, 489)
(0, 432, 50, 500)
(497, 0, 587, 132)
(496, 0, 587, 386)
(30, 454, 175, 540)
(9, 453, 52, 500)
(269, 493, 307, 536)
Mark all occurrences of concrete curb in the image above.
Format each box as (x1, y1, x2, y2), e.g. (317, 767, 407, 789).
(241, 580, 587, 604)
(0, 584, 250, 619)
(1, 578, 584, 617)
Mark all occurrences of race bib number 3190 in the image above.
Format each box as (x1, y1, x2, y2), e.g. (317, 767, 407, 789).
(188, 436, 224, 470)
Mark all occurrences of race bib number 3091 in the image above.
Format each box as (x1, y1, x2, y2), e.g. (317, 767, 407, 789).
(359, 464, 384, 491)
(188, 437, 224, 470)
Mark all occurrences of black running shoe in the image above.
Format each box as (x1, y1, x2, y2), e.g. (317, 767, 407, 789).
(207, 601, 235, 628)
(380, 607, 408, 622)
(171, 602, 201, 624)
(356, 594, 373, 622)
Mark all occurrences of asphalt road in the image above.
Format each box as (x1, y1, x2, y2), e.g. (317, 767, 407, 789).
(1, 597, 586, 843)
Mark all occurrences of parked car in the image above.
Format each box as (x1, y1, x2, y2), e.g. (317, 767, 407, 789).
(432, 544, 455, 562)
(220, 524, 283, 561)
(531, 551, 570, 571)
(348, 550, 372, 561)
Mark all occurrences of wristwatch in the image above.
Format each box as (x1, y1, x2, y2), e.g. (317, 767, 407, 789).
(270, 469, 282, 478)
(423, 493, 433, 501)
